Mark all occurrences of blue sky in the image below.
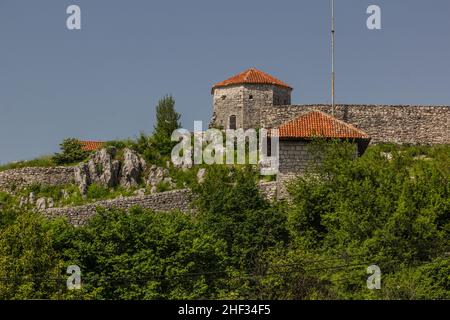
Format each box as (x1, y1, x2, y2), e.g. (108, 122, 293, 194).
(0, 0, 449, 164)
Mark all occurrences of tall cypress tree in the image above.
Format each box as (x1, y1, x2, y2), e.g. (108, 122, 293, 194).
(153, 95, 181, 155)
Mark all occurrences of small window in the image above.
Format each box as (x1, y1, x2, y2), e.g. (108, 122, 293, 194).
(221, 95, 226, 100)
(229, 115, 237, 130)
(249, 95, 253, 100)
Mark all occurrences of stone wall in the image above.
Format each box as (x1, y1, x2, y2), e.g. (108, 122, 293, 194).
(43, 189, 193, 226)
(42, 182, 282, 226)
(259, 104, 450, 145)
(0, 167, 75, 192)
(278, 140, 312, 175)
(258, 181, 278, 201)
(212, 86, 245, 129)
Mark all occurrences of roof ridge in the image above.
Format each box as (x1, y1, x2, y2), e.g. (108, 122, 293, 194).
(212, 68, 292, 91)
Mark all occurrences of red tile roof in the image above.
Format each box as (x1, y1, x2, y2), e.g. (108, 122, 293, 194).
(275, 111, 370, 139)
(79, 140, 105, 151)
(212, 68, 292, 91)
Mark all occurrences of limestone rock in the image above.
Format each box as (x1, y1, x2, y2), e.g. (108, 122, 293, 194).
(163, 177, 175, 188)
(47, 197, 54, 208)
(380, 152, 393, 161)
(74, 148, 120, 194)
(28, 192, 35, 204)
(88, 148, 120, 188)
(147, 165, 167, 187)
(74, 163, 90, 195)
(61, 189, 70, 200)
(197, 168, 206, 183)
(19, 196, 28, 207)
(134, 188, 146, 197)
(36, 198, 47, 211)
(119, 148, 147, 188)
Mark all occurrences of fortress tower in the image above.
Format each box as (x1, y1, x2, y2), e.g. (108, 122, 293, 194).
(210, 68, 293, 130)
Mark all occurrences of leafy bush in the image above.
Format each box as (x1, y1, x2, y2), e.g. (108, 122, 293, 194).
(59, 207, 229, 299)
(0, 212, 66, 299)
(0, 144, 449, 300)
(193, 165, 289, 269)
(53, 138, 89, 165)
(86, 184, 110, 200)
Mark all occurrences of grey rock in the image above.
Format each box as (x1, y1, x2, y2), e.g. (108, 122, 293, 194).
(74, 163, 90, 195)
(163, 177, 175, 188)
(75, 148, 121, 194)
(61, 189, 70, 200)
(119, 148, 147, 188)
(36, 198, 47, 211)
(19, 196, 28, 207)
(197, 168, 206, 183)
(47, 197, 54, 208)
(147, 165, 167, 187)
(28, 192, 35, 204)
(380, 152, 393, 161)
(88, 148, 120, 188)
(134, 188, 146, 197)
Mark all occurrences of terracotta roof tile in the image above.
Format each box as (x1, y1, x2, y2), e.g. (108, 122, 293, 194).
(275, 111, 370, 139)
(212, 68, 292, 91)
(79, 141, 105, 151)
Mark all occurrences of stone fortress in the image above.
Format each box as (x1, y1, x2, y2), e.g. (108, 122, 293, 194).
(0, 68, 448, 225)
(210, 68, 449, 176)
(210, 68, 450, 145)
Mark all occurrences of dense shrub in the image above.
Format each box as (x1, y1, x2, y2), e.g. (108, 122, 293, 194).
(53, 138, 89, 165)
(0, 144, 449, 300)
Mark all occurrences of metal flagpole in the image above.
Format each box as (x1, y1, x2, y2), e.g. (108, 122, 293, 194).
(331, 0, 335, 116)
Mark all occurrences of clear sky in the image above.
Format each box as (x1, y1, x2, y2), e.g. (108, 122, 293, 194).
(0, 0, 449, 164)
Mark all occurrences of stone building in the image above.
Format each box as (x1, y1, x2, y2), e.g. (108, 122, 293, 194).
(210, 67, 450, 177)
(211, 68, 293, 130)
(275, 110, 370, 176)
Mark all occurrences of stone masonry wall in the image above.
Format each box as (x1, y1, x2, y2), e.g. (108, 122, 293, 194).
(42, 183, 280, 226)
(243, 84, 292, 130)
(259, 104, 450, 145)
(278, 140, 312, 175)
(212, 84, 292, 130)
(212, 86, 244, 129)
(43, 189, 193, 226)
(0, 167, 75, 192)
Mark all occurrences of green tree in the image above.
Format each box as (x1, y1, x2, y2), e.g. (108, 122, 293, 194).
(60, 207, 229, 299)
(0, 212, 66, 299)
(193, 166, 289, 269)
(53, 138, 89, 165)
(152, 95, 181, 155)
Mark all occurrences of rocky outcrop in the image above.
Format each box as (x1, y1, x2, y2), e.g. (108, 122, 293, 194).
(146, 165, 168, 187)
(119, 149, 147, 188)
(87, 148, 120, 188)
(74, 163, 90, 195)
(74, 148, 121, 195)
